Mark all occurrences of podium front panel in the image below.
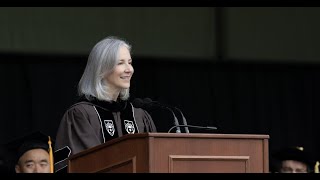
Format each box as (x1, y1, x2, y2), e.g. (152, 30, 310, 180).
(68, 133, 269, 173)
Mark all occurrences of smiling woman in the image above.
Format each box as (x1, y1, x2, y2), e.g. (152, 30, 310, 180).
(105, 46, 134, 99)
(53, 36, 157, 173)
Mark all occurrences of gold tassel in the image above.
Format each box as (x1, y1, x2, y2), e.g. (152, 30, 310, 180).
(48, 136, 54, 173)
(315, 161, 319, 173)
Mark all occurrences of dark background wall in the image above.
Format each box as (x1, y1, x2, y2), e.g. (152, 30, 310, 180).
(0, 7, 320, 170)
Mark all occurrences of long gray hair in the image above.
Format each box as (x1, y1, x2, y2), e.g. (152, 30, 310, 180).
(78, 36, 131, 101)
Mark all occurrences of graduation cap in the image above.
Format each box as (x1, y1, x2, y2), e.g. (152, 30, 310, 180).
(4, 131, 54, 173)
(272, 146, 317, 173)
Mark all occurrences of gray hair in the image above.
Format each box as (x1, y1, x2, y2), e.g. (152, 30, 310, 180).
(78, 36, 132, 101)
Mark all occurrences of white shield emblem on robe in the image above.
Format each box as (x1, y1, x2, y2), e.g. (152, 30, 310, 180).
(104, 120, 115, 136)
(124, 120, 135, 134)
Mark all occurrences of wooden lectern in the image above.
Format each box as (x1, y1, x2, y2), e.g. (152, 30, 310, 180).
(68, 133, 269, 173)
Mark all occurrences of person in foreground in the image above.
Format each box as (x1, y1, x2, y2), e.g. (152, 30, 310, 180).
(5, 131, 54, 173)
(54, 36, 157, 173)
(271, 146, 318, 173)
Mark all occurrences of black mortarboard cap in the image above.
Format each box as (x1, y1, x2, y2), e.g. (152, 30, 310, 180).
(272, 146, 316, 171)
(4, 131, 54, 165)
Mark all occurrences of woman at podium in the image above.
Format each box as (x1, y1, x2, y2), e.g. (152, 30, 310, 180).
(53, 36, 157, 173)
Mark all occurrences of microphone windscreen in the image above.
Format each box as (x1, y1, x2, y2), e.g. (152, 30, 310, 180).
(143, 98, 153, 104)
(143, 98, 154, 109)
(132, 98, 144, 108)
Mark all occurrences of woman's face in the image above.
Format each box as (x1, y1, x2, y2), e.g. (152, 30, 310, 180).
(105, 46, 134, 91)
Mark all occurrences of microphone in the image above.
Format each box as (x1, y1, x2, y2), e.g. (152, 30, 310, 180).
(168, 124, 218, 133)
(132, 98, 144, 108)
(133, 98, 181, 133)
(144, 98, 189, 133)
(144, 98, 182, 133)
(143, 98, 182, 133)
(171, 106, 189, 133)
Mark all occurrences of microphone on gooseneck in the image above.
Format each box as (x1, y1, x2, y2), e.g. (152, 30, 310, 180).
(132, 98, 181, 133)
(143, 98, 181, 133)
(132, 98, 218, 134)
(145, 99, 190, 133)
(167, 125, 218, 133)
(143, 98, 190, 133)
(172, 106, 189, 133)
(132, 98, 144, 108)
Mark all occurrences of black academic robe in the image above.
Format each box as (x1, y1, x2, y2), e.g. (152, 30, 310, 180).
(54, 99, 157, 172)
